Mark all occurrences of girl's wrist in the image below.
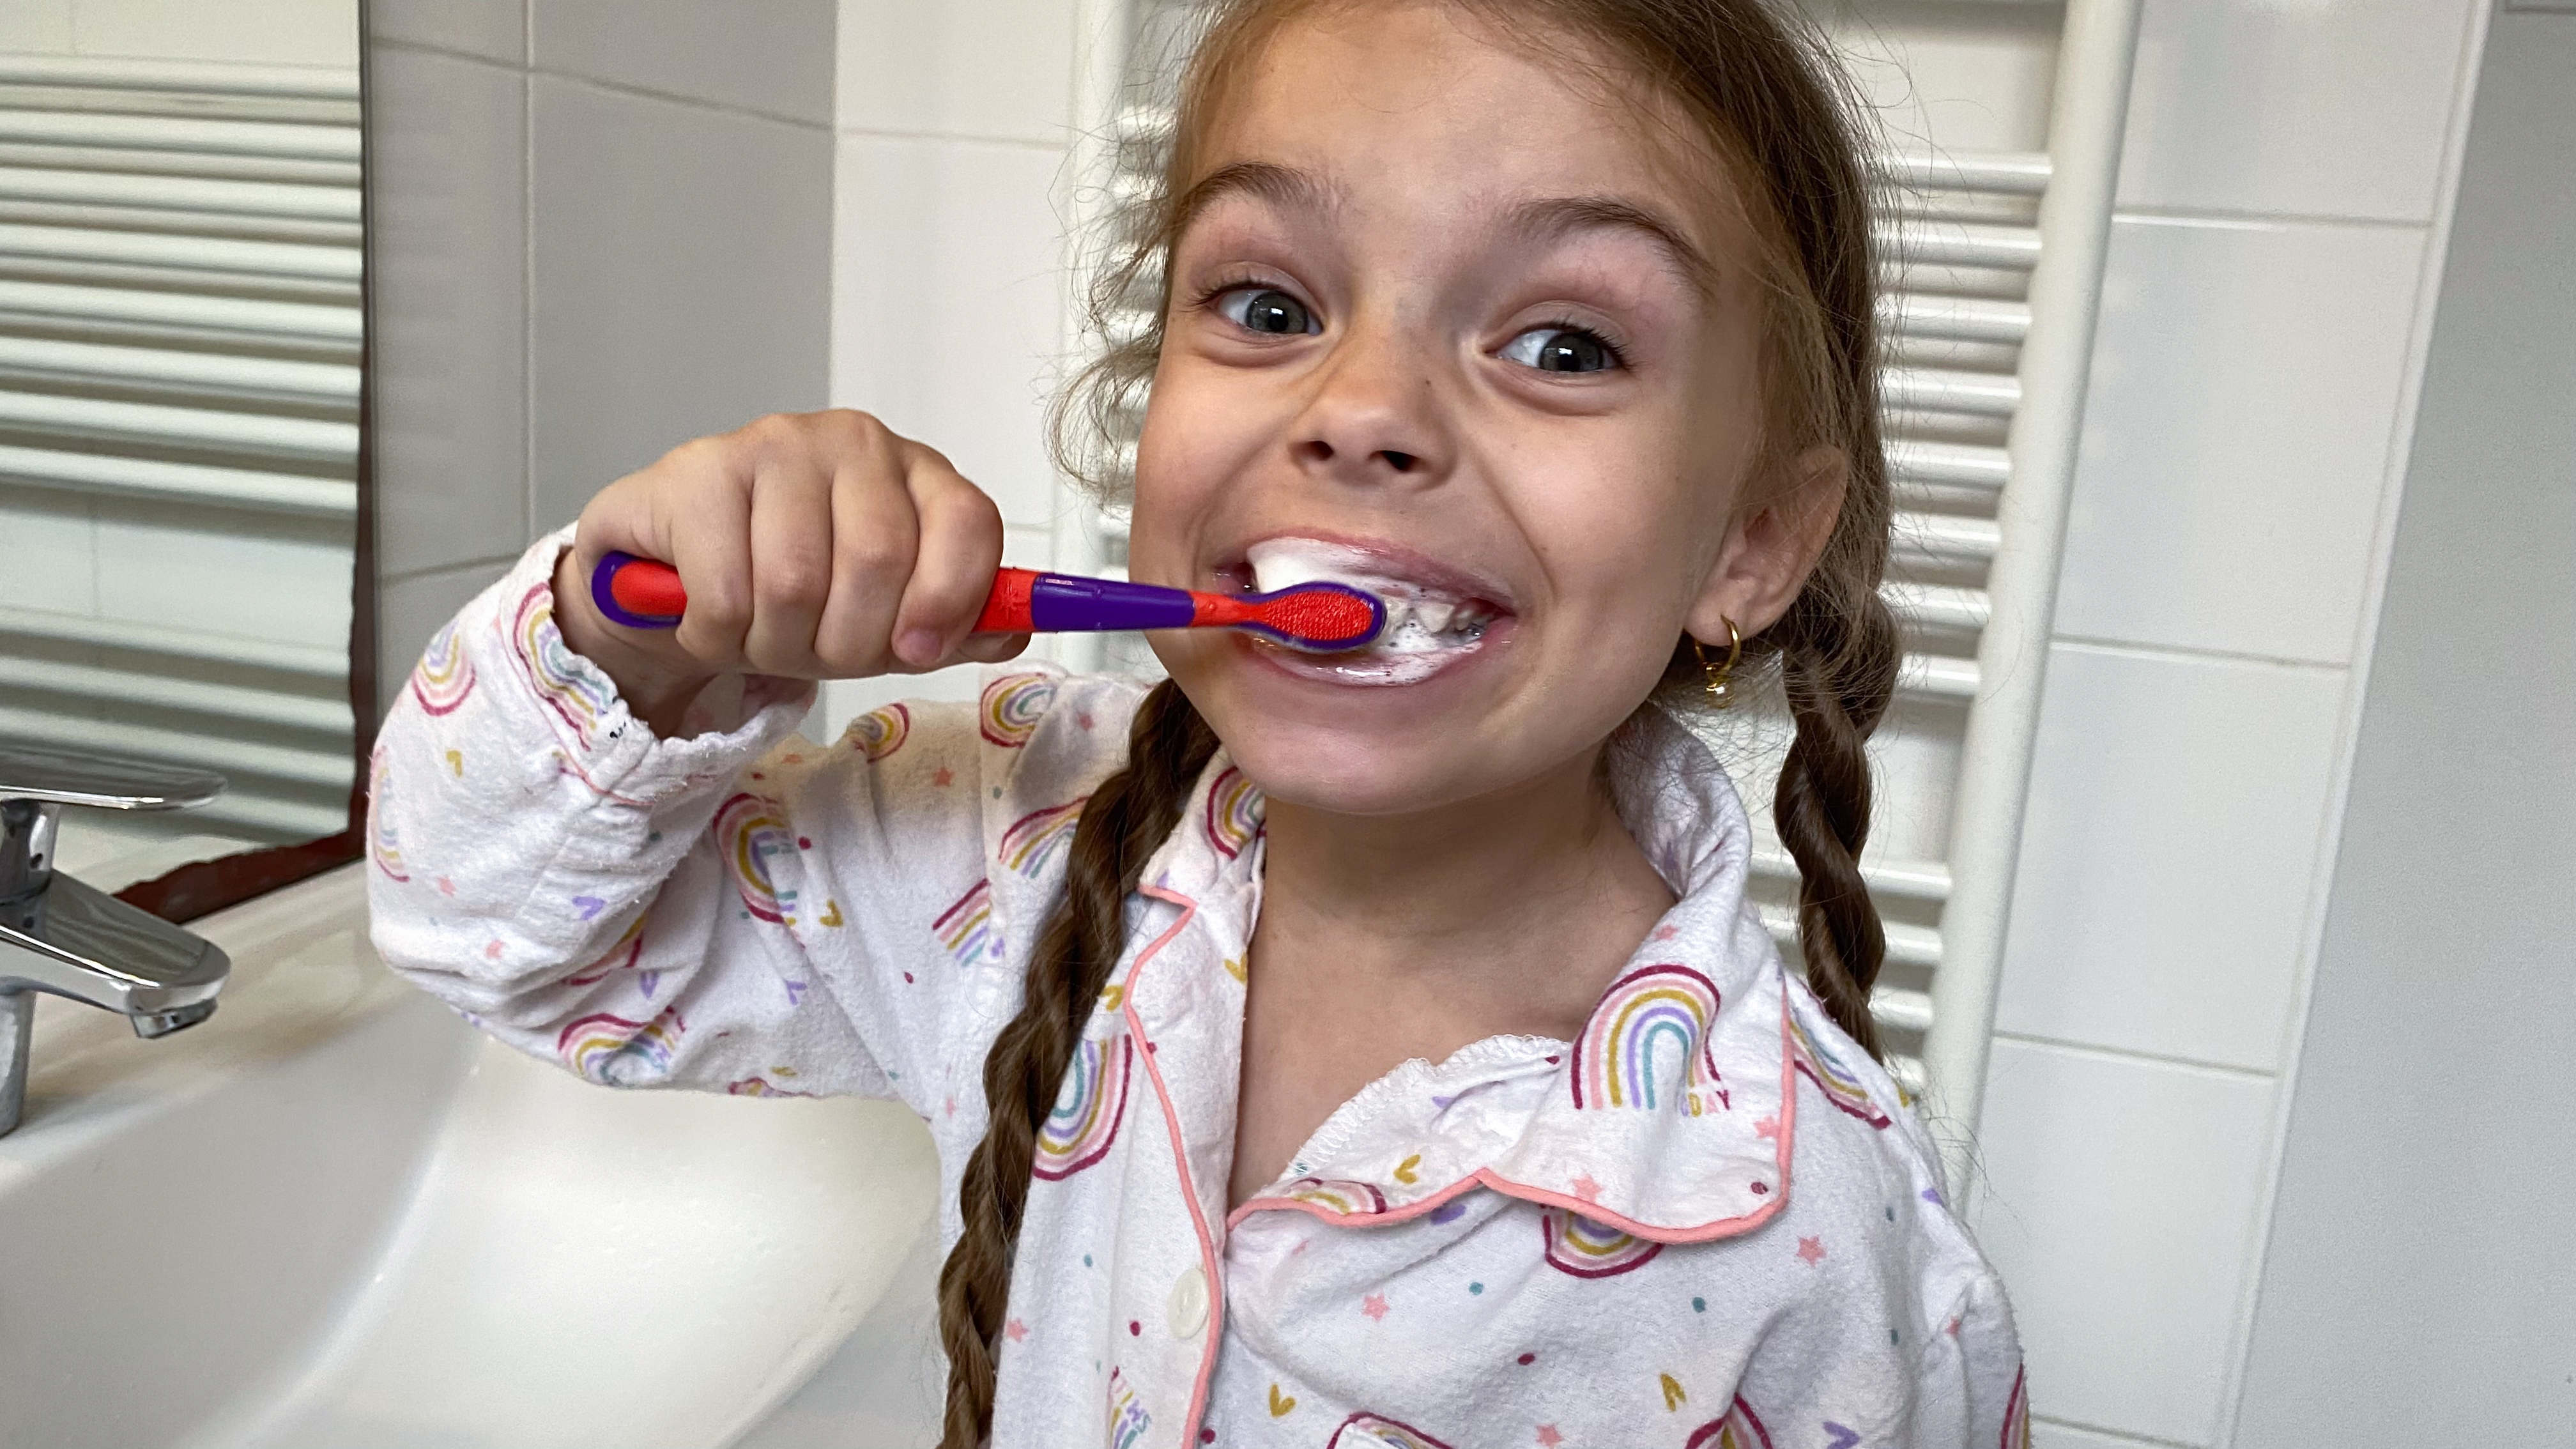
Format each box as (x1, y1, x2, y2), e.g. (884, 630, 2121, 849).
(548, 546, 727, 737)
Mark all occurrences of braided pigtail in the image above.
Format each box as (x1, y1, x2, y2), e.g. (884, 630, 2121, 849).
(1771, 583, 1901, 1057)
(934, 680, 1216, 1448)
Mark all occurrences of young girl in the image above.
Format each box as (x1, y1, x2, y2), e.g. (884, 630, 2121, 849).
(370, 0, 2023, 1443)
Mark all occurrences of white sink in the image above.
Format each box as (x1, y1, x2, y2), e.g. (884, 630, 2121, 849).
(0, 863, 947, 1448)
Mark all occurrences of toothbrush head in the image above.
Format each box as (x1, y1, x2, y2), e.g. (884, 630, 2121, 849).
(1195, 580, 1386, 652)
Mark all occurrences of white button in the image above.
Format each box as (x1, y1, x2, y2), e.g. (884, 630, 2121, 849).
(1167, 1264, 1209, 1338)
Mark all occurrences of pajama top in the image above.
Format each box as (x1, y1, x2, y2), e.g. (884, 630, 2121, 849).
(367, 532, 2028, 1448)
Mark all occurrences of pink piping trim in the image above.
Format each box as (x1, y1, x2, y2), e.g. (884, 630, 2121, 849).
(1226, 981, 1804, 1246)
(1124, 884, 1227, 1446)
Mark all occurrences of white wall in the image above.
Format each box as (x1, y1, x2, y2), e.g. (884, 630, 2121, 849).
(1968, 2, 2493, 1445)
(367, 0, 834, 710)
(2226, 4, 2576, 1438)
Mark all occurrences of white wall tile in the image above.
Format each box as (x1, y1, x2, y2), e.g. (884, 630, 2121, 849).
(90, 502, 354, 650)
(378, 556, 514, 718)
(833, 133, 1070, 529)
(1972, 1039, 2274, 1446)
(369, 0, 521, 65)
(528, 76, 832, 530)
(836, 0, 1077, 144)
(69, 0, 358, 68)
(2118, 0, 2481, 223)
(533, 0, 833, 126)
(0, 3, 73, 50)
(368, 45, 530, 576)
(2055, 215, 2425, 665)
(0, 487, 93, 615)
(1996, 644, 2345, 1072)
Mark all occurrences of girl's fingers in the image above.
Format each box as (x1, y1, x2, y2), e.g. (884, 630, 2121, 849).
(664, 438, 759, 668)
(891, 441, 1007, 667)
(810, 424, 923, 677)
(740, 427, 842, 675)
(949, 631, 1032, 666)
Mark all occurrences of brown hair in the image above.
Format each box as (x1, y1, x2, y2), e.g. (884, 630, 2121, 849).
(937, 2, 1897, 1440)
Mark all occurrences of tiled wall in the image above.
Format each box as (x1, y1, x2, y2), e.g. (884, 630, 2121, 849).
(812, 0, 1107, 738)
(1967, 1, 2491, 1445)
(367, 0, 833, 710)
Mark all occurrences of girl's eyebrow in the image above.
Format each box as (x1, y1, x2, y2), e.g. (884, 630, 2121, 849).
(1172, 160, 1343, 235)
(1501, 194, 1718, 299)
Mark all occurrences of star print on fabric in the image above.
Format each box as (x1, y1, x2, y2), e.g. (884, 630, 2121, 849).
(944, 1096, 956, 1117)
(1754, 1115, 1781, 1140)
(1361, 1293, 1390, 1322)
(1077, 711, 1096, 730)
(438, 877, 456, 896)
(1535, 1427, 1564, 1448)
(932, 766, 954, 786)
(1797, 1236, 1826, 1265)
(1652, 924, 1680, 941)
(1824, 1423, 1859, 1449)
(1004, 1319, 1029, 1342)
(483, 940, 503, 960)
(1570, 1174, 1602, 1202)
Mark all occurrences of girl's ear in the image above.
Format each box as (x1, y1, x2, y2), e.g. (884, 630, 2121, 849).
(1686, 444, 1847, 644)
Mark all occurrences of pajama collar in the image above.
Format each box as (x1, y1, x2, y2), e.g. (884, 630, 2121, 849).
(1101, 703, 1862, 1248)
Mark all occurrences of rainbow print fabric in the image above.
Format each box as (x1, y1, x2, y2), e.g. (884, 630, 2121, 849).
(1570, 962, 1726, 1111)
(1540, 1206, 1664, 1278)
(408, 618, 476, 715)
(1032, 1030, 1131, 1180)
(979, 671, 1054, 747)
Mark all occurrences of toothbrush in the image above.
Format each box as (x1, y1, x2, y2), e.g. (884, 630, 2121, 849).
(588, 551, 1385, 652)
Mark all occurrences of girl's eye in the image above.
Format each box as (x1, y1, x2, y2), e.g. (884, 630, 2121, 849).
(1501, 325, 1622, 374)
(1216, 287, 1317, 336)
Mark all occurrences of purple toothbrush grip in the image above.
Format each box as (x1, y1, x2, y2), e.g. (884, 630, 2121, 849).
(1025, 572, 1199, 632)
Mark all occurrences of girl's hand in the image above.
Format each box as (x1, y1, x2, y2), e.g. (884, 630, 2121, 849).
(551, 409, 1027, 728)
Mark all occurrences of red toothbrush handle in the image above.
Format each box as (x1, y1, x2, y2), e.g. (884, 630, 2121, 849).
(976, 567, 1039, 632)
(595, 553, 1041, 634)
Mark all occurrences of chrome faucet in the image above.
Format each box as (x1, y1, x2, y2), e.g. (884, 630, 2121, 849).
(0, 746, 232, 1137)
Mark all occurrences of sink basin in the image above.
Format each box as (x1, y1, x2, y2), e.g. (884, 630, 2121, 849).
(0, 863, 946, 1448)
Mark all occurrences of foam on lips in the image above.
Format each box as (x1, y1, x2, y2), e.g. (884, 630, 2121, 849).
(1244, 537, 1502, 684)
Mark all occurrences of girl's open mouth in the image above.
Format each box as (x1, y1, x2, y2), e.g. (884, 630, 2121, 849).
(1230, 536, 1516, 686)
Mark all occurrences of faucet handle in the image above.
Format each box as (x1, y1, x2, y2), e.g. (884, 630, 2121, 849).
(0, 745, 225, 811)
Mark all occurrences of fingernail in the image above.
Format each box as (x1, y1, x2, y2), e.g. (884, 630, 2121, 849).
(896, 628, 940, 664)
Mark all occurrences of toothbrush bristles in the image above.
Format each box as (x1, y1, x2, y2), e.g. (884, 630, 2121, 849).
(1257, 585, 1381, 650)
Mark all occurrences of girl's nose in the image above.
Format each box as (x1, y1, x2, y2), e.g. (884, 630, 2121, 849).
(1287, 318, 1455, 490)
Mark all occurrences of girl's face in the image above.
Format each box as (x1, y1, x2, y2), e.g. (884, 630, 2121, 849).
(1130, 2, 1818, 816)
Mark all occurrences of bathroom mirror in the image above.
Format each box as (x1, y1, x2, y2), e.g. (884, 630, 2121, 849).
(0, 2, 367, 916)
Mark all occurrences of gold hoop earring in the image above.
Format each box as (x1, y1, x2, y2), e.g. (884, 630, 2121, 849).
(1692, 618, 1742, 709)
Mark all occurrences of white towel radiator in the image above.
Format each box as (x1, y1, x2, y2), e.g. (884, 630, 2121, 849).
(0, 56, 362, 845)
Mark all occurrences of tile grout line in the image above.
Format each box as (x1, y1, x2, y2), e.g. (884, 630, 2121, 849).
(533, 67, 833, 134)
(2049, 634, 2351, 674)
(1989, 1030, 2279, 1084)
(382, 555, 520, 589)
(2034, 1413, 2204, 1449)
(2113, 204, 2434, 233)
(834, 123, 1071, 153)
